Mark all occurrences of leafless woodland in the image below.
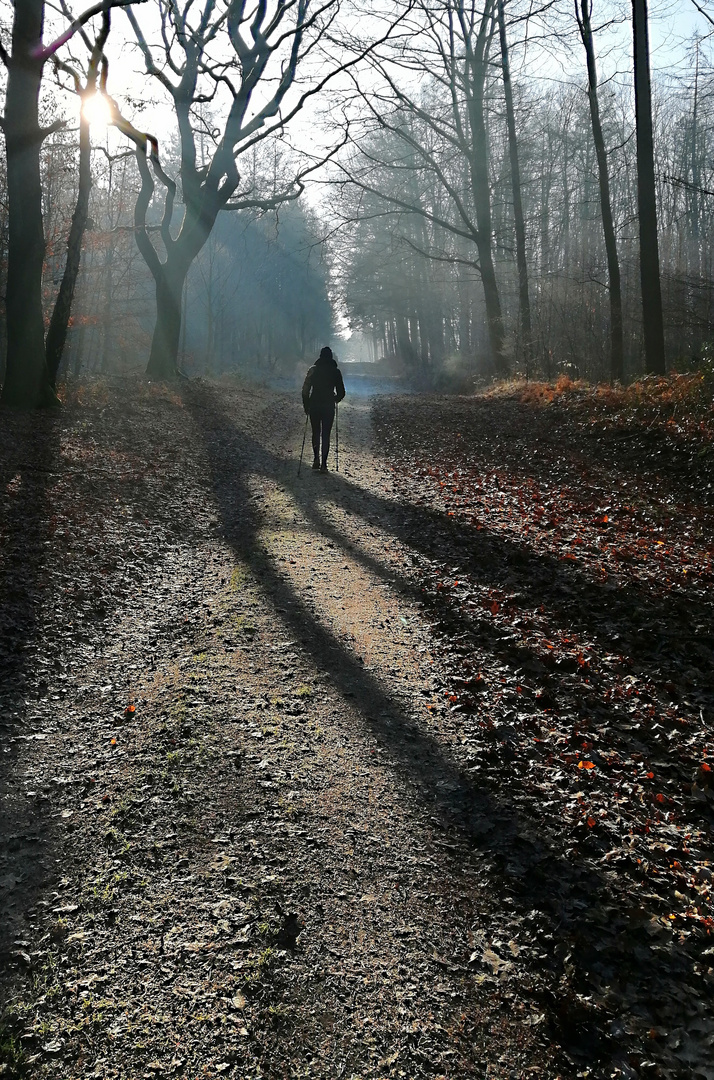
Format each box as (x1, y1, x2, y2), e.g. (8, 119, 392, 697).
(0, 1, 712, 398)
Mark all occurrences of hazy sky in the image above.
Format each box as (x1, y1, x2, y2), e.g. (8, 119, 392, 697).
(643, 0, 709, 70)
(50, 0, 711, 107)
(510, 0, 707, 91)
(38, 0, 712, 179)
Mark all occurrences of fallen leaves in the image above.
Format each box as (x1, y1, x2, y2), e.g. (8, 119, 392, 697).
(2, 377, 713, 1080)
(374, 384, 714, 1077)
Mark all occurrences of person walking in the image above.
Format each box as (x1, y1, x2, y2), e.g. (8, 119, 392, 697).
(302, 346, 345, 472)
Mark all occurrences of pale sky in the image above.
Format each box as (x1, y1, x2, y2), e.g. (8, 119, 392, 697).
(33, 0, 714, 181)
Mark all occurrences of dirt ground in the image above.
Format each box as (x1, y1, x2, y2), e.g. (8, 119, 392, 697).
(0, 378, 712, 1080)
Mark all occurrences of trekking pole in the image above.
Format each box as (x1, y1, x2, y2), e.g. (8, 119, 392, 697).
(335, 403, 339, 473)
(297, 413, 309, 476)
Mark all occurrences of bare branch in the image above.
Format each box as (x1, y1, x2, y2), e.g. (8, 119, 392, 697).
(662, 172, 714, 199)
(58, 0, 95, 55)
(398, 232, 481, 272)
(331, 158, 478, 246)
(32, 0, 148, 62)
(40, 118, 70, 138)
(225, 122, 351, 210)
(125, 5, 178, 95)
(232, 2, 416, 155)
(101, 82, 175, 280)
(53, 56, 84, 94)
(690, 0, 714, 28)
(346, 96, 478, 240)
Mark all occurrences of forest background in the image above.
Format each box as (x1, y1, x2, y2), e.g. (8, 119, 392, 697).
(0, 0, 712, 397)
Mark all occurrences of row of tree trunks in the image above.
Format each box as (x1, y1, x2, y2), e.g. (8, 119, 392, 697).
(147, 263, 190, 379)
(0, 0, 670, 402)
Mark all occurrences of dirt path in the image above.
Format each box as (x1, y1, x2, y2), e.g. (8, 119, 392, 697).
(5, 379, 712, 1080)
(0, 382, 559, 1080)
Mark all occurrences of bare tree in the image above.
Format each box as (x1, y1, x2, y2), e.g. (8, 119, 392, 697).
(115, 0, 407, 380)
(45, 5, 112, 385)
(339, 0, 507, 373)
(632, 0, 666, 374)
(334, 10, 714, 383)
(576, 0, 624, 383)
(0, 0, 145, 408)
(497, 0, 531, 373)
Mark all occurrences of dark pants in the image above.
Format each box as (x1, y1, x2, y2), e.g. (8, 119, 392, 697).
(310, 406, 335, 465)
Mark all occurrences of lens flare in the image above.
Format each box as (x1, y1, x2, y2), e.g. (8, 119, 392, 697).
(82, 92, 112, 129)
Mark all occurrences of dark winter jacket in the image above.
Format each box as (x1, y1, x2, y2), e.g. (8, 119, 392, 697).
(302, 355, 345, 414)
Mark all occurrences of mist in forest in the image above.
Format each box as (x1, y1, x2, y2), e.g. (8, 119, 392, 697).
(51, 191, 334, 386)
(0, 0, 712, 400)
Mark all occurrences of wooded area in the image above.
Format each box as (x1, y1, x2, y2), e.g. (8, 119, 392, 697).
(0, 1, 711, 399)
(2, 4, 714, 1080)
(331, 1, 709, 386)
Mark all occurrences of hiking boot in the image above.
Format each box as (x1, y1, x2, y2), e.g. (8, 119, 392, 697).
(311, 458, 320, 470)
(320, 463, 328, 473)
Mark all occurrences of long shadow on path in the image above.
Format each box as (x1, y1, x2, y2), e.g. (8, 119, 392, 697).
(186, 384, 712, 1073)
(198, 387, 714, 801)
(0, 410, 62, 964)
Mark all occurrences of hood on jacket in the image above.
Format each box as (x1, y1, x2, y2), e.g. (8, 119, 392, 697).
(316, 346, 335, 366)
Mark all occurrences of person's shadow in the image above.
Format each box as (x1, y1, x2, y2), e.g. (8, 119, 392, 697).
(184, 382, 713, 1071)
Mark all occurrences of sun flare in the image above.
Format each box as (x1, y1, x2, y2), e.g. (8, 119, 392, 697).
(81, 92, 112, 129)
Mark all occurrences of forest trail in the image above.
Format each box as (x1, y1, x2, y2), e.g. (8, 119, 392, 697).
(1, 379, 713, 1080)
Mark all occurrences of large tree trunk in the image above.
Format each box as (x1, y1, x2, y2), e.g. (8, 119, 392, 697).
(128, 141, 187, 380)
(498, 0, 532, 374)
(477, 241, 506, 374)
(1, 1, 57, 408)
(465, 13, 507, 377)
(129, 137, 219, 379)
(470, 155, 506, 374)
(632, 0, 666, 375)
(578, 0, 624, 383)
(146, 262, 188, 379)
